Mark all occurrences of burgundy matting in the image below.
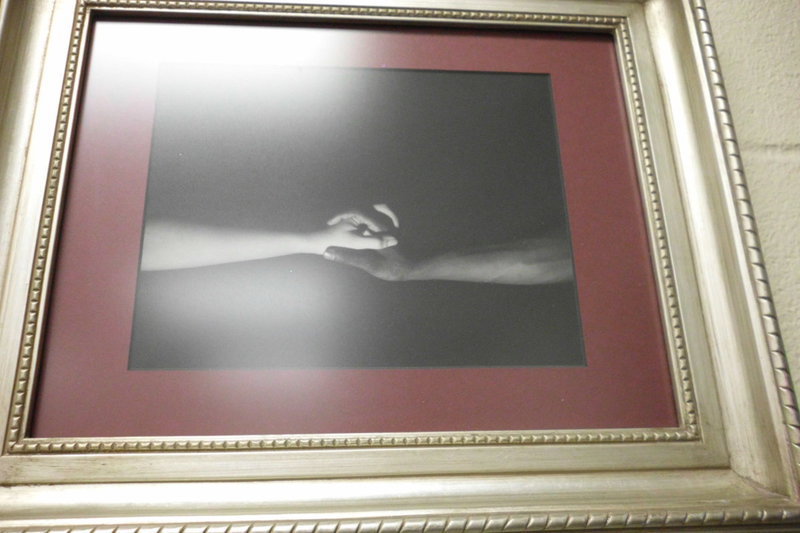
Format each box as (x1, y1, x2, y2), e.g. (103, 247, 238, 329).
(31, 20, 677, 437)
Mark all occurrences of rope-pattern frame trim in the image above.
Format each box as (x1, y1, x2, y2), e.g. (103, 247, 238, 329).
(3, 508, 800, 533)
(85, 0, 622, 24)
(9, 428, 697, 454)
(4, 0, 89, 448)
(5, 0, 698, 454)
(690, 0, 800, 465)
(615, 12, 697, 438)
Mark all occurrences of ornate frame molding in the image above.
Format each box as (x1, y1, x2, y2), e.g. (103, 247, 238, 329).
(4, 0, 698, 455)
(689, 0, 800, 458)
(1, 0, 798, 530)
(5, 507, 800, 533)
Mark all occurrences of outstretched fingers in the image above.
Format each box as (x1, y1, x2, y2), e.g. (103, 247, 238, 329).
(323, 247, 378, 270)
(323, 247, 407, 281)
(354, 233, 398, 250)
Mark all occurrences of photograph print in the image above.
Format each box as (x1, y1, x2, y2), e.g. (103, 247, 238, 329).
(129, 62, 586, 370)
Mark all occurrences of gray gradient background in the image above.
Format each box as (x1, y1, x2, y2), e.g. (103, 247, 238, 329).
(129, 64, 584, 369)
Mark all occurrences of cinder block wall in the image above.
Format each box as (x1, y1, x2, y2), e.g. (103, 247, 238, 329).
(705, 0, 800, 388)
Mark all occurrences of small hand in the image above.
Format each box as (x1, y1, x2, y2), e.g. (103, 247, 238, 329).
(317, 204, 400, 252)
(320, 222, 397, 250)
(323, 247, 413, 281)
(326, 203, 399, 235)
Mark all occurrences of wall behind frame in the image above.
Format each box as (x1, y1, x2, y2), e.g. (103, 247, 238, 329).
(704, 0, 800, 390)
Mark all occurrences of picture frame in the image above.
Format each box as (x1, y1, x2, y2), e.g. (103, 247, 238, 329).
(0, 0, 798, 531)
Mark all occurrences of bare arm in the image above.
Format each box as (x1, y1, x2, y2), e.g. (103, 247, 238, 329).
(141, 211, 397, 271)
(411, 237, 572, 284)
(323, 237, 573, 285)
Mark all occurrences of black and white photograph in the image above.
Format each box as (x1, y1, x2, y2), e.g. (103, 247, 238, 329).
(129, 63, 585, 369)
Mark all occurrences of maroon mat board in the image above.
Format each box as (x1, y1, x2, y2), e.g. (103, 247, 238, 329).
(31, 20, 677, 437)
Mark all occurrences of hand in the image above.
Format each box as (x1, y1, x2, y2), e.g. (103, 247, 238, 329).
(323, 247, 414, 281)
(325, 203, 399, 236)
(315, 204, 400, 252)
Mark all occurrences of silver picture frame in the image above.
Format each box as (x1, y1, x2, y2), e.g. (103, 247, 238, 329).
(0, 0, 797, 530)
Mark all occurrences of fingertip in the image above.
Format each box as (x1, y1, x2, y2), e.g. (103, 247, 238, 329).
(323, 248, 338, 261)
(373, 203, 400, 228)
(362, 221, 381, 233)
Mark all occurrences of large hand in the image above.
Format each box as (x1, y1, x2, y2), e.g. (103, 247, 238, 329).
(323, 247, 413, 281)
(317, 204, 400, 251)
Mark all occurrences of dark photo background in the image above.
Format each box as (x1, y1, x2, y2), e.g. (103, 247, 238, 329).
(129, 63, 585, 369)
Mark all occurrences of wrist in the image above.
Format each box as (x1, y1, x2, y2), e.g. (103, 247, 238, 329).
(404, 254, 450, 281)
(403, 263, 423, 281)
(393, 256, 421, 281)
(304, 230, 329, 255)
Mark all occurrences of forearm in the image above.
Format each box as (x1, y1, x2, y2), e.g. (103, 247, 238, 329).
(406, 238, 573, 284)
(140, 221, 327, 271)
